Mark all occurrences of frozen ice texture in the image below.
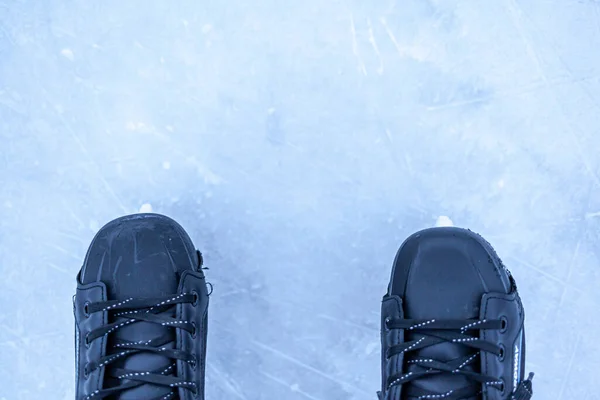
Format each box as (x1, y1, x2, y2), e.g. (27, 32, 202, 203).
(1, 1, 599, 399)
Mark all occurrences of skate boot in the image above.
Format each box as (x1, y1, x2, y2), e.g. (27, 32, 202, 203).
(73, 213, 209, 399)
(378, 227, 534, 400)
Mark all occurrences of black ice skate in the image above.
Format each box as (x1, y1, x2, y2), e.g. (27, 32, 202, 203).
(378, 227, 534, 400)
(73, 213, 209, 400)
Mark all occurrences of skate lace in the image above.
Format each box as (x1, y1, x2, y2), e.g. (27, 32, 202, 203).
(82, 293, 198, 400)
(381, 318, 534, 400)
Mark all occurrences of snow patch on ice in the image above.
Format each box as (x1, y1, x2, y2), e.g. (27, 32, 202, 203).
(585, 211, 600, 219)
(60, 48, 74, 61)
(186, 156, 223, 185)
(435, 215, 454, 227)
(126, 121, 149, 131)
(365, 341, 378, 355)
(139, 203, 153, 213)
(89, 219, 99, 232)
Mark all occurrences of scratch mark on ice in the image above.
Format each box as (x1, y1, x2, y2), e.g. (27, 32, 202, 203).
(426, 74, 598, 111)
(317, 313, 378, 333)
(69, 127, 130, 212)
(47, 228, 86, 244)
(367, 18, 384, 75)
(505, 0, 600, 189)
(556, 334, 580, 400)
(45, 90, 129, 213)
(506, 256, 582, 292)
(385, 129, 393, 144)
(557, 186, 592, 315)
(48, 263, 69, 273)
(380, 17, 430, 61)
(186, 156, 223, 185)
(380, 17, 404, 58)
(349, 14, 367, 76)
(556, 236, 581, 313)
(252, 340, 371, 396)
(207, 364, 248, 399)
(260, 370, 324, 400)
(46, 243, 82, 261)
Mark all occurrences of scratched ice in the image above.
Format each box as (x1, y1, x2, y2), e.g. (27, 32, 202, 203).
(1, 1, 599, 399)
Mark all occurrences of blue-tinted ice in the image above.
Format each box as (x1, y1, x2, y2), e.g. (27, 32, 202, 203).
(1, 1, 599, 399)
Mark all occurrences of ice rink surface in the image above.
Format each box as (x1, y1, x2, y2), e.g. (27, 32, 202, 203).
(1, 0, 600, 399)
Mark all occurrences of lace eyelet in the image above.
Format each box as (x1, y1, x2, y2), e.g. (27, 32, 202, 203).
(190, 356, 197, 370)
(191, 322, 197, 338)
(384, 317, 391, 332)
(498, 378, 506, 395)
(84, 333, 91, 348)
(497, 344, 505, 361)
(83, 302, 91, 318)
(83, 363, 90, 378)
(192, 291, 199, 307)
(500, 316, 508, 333)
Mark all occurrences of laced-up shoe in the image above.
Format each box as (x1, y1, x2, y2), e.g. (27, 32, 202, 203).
(74, 213, 209, 399)
(378, 227, 534, 400)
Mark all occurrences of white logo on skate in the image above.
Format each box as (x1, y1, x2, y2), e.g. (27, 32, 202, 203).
(513, 342, 519, 390)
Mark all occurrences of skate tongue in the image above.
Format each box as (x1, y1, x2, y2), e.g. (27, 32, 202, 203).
(402, 248, 484, 399)
(108, 314, 176, 399)
(106, 254, 180, 399)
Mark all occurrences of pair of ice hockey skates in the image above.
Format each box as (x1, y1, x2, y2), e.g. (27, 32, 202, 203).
(74, 213, 534, 400)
